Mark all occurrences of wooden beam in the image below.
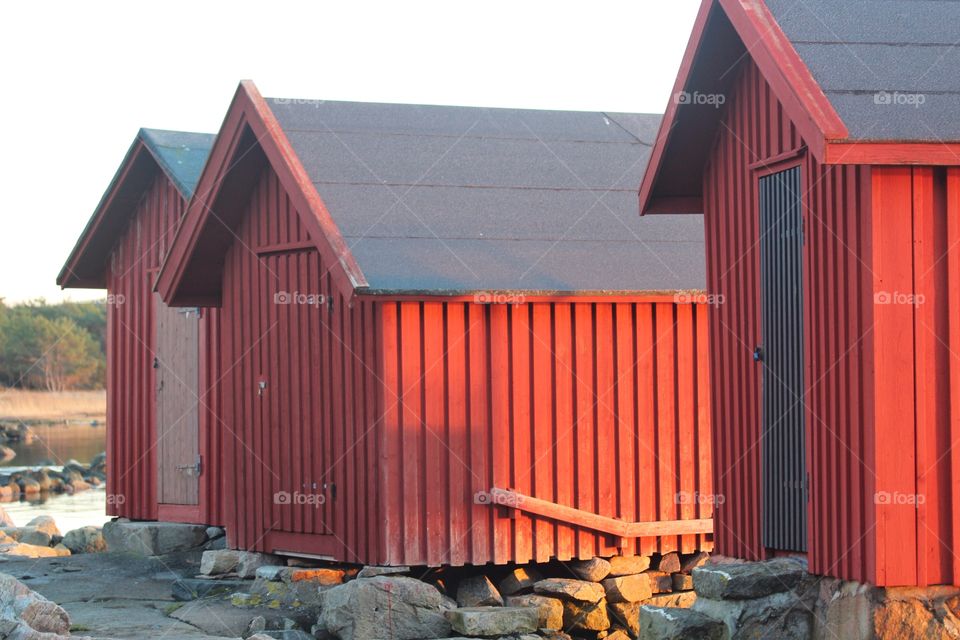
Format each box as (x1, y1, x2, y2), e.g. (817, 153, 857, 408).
(487, 488, 714, 538)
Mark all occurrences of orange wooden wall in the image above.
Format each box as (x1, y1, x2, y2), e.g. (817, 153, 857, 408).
(377, 299, 713, 567)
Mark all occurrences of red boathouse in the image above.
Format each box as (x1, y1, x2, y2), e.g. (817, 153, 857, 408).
(157, 81, 714, 566)
(58, 129, 222, 527)
(640, 0, 960, 586)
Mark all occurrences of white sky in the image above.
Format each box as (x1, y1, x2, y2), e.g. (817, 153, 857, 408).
(0, 0, 700, 304)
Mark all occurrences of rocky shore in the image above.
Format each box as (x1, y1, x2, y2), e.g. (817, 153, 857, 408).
(0, 451, 105, 500)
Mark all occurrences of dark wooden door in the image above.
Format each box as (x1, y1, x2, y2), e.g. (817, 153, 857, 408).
(758, 166, 807, 552)
(156, 295, 200, 506)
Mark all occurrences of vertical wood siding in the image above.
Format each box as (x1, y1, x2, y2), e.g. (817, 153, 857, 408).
(871, 166, 955, 586)
(105, 169, 220, 525)
(218, 165, 380, 562)
(378, 299, 712, 567)
(703, 59, 872, 582)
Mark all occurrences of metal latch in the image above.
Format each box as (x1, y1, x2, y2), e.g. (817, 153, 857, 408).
(753, 346, 764, 362)
(258, 380, 267, 396)
(176, 455, 202, 476)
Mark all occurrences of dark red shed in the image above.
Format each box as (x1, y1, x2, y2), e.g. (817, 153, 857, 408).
(157, 81, 715, 566)
(58, 129, 222, 526)
(640, 0, 960, 587)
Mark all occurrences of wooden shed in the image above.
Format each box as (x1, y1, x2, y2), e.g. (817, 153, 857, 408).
(640, 0, 960, 587)
(156, 81, 714, 567)
(58, 128, 222, 526)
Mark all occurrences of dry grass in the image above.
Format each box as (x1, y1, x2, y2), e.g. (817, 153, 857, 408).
(0, 388, 106, 422)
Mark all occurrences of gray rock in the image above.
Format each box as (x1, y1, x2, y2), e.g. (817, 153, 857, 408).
(639, 605, 728, 639)
(504, 594, 564, 630)
(200, 549, 282, 578)
(205, 526, 225, 540)
(356, 565, 410, 578)
(569, 557, 611, 582)
(102, 520, 208, 555)
(255, 565, 288, 581)
(25, 515, 60, 538)
(603, 574, 653, 603)
(680, 551, 710, 573)
(317, 576, 451, 640)
(608, 554, 652, 577)
(498, 566, 543, 596)
(0, 572, 71, 635)
(563, 598, 611, 631)
(172, 577, 250, 601)
(445, 606, 539, 636)
(62, 526, 106, 554)
(657, 552, 681, 573)
(693, 558, 808, 600)
(20, 528, 52, 547)
(456, 574, 503, 607)
(534, 578, 605, 603)
(693, 588, 816, 639)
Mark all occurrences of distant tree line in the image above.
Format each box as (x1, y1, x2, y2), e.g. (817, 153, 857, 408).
(0, 299, 106, 391)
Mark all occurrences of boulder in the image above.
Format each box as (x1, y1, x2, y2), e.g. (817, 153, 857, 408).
(645, 570, 673, 593)
(693, 589, 817, 639)
(282, 567, 345, 585)
(608, 554, 652, 577)
(26, 515, 60, 538)
(200, 549, 282, 578)
(445, 606, 539, 636)
(498, 566, 543, 596)
(0, 506, 13, 528)
(102, 520, 208, 555)
(657, 552, 681, 574)
(646, 591, 698, 608)
(62, 526, 107, 554)
(0, 541, 70, 558)
(456, 575, 503, 607)
(562, 598, 611, 632)
(255, 565, 288, 581)
(609, 601, 642, 636)
(569, 557, 611, 582)
(20, 529, 52, 547)
(504, 594, 564, 630)
(639, 605, 728, 639)
(673, 573, 694, 591)
(603, 574, 653, 603)
(357, 565, 410, 578)
(693, 558, 808, 600)
(317, 576, 451, 640)
(0, 572, 71, 635)
(18, 476, 41, 494)
(535, 578, 605, 603)
(681, 551, 710, 573)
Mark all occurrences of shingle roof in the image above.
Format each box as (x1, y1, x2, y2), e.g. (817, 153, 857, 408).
(139, 128, 215, 197)
(766, 0, 960, 142)
(269, 100, 705, 294)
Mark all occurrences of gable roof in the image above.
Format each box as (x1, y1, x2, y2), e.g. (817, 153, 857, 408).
(767, 0, 960, 144)
(58, 128, 214, 288)
(158, 81, 706, 304)
(639, 0, 960, 216)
